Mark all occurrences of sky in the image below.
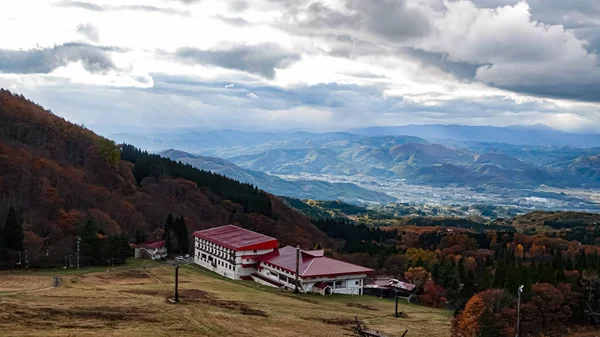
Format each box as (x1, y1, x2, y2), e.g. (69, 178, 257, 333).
(1, 0, 599, 132)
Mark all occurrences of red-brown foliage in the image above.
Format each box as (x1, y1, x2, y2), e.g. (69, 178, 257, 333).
(419, 280, 446, 308)
(0, 90, 332, 259)
(452, 289, 515, 337)
(519, 283, 578, 337)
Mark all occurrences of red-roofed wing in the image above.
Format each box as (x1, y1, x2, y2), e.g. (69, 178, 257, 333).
(257, 246, 373, 278)
(303, 250, 324, 257)
(193, 225, 278, 251)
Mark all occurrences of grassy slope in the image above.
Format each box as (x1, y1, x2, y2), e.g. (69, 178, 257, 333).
(0, 263, 451, 337)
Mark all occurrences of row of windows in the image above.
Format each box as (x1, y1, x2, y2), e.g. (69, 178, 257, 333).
(264, 269, 358, 289)
(196, 238, 234, 254)
(262, 263, 291, 275)
(267, 270, 295, 285)
(197, 252, 235, 271)
(196, 244, 234, 260)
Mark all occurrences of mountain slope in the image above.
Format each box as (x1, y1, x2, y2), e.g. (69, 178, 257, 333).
(0, 90, 333, 261)
(160, 149, 396, 204)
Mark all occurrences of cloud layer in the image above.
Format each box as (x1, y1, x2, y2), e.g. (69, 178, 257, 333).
(0, 0, 598, 132)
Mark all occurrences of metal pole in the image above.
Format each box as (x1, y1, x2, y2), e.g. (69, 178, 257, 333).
(395, 290, 399, 318)
(174, 263, 180, 303)
(294, 245, 300, 294)
(516, 285, 523, 337)
(76, 236, 81, 270)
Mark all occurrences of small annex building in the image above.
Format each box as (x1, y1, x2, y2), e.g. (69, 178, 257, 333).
(363, 278, 416, 298)
(131, 240, 167, 260)
(192, 225, 279, 280)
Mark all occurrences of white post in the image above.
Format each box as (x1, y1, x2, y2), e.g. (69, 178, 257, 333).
(76, 236, 81, 270)
(515, 285, 523, 337)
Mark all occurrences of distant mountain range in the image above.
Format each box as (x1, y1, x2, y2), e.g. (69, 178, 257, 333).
(110, 126, 600, 193)
(353, 124, 600, 148)
(160, 149, 396, 204)
(224, 138, 598, 188)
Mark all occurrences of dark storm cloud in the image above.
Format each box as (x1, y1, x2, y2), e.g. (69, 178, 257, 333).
(56, 0, 188, 16)
(173, 45, 301, 79)
(526, 0, 600, 28)
(345, 0, 431, 42)
(577, 28, 600, 53)
(494, 84, 600, 103)
(0, 43, 117, 74)
(403, 48, 484, 80)
(76, 23, 100, 42)
(273, 0, 431, 45)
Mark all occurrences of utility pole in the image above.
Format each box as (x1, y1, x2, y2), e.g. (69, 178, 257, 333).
(395, 289, 399, 318)
(515, 285, 523, 337)
(294, 245, 300, 294)
(76, 236, 81, 270)
(170, 261, 181, 304)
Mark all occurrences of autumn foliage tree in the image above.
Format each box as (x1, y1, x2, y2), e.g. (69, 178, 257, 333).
(96, 138, 120, 166)
(420, 280, 446, 307)
(404, 267, 431, 293)
(519, 283, 578, 336)
(452, 289, 515, 337)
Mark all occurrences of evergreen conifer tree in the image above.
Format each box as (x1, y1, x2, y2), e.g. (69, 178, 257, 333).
(3, 206, 24, 251)
(80, 217, 101, 265)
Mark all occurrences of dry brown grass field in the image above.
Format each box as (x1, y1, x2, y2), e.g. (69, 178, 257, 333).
(0, 263, 451, 337)
(0, 275, 54, 294)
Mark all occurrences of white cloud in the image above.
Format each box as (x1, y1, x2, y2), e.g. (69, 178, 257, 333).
(0, 0, 598, 131)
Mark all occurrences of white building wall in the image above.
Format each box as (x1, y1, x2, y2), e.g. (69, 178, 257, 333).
(256, 262, 299, 290)
(303, 275, 366, 295)
(136, 247, 167, 260)
(257, 262, 366, 295)
(193, 237, 275, 280)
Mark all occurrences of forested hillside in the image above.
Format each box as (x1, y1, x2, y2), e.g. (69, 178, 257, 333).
(0, 90, 331, 267)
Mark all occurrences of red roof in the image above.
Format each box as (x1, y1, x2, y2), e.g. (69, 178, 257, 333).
(256, 246, 373, 278)
(193, 225, 278, 251)
(131, 240, 165, 249)
(303, 250, 324, 257)
(313, 282, 331, 290)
